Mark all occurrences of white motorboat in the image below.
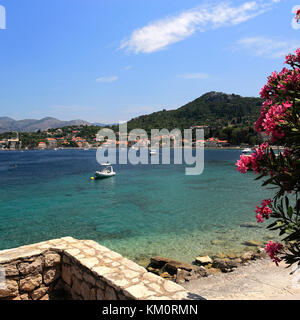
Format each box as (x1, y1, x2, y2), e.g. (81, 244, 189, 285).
(241, 148, 252, 156)
(149, 149, 158, 155)
(94, 163, 116, 179)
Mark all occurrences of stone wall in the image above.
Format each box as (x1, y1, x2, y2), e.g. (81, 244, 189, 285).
(0, 237, 199, 300)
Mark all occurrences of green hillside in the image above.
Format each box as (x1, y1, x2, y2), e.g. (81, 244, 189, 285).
(123, 91, 263, 145)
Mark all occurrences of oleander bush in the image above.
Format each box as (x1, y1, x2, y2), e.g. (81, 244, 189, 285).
(236, 46, 300, 267)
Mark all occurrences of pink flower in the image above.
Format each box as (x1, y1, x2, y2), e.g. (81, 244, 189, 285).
(259, 101, 292, 142)
(255, 198, 272, 223)
(296, 9, 300, 23)
(236, 155, 251, 173)
(285, 49, 300, 66)
(264, 241, 282, 266)
(236, 143, 269, 175)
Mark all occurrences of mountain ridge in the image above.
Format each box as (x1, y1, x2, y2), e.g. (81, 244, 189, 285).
(0, 117, 94, 133)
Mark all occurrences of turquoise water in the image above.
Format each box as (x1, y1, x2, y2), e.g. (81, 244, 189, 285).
(0, 149, 275, 264)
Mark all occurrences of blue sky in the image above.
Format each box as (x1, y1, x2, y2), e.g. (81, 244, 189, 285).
(0, 0, 299, 123)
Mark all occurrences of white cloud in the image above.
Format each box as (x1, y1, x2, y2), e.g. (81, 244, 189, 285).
(177, 73, 209, 79)
(120, 1, 277, 54)
(96, 76, 119, 83)
(236, 36, 300, 58)
(124, 65, 132, 70)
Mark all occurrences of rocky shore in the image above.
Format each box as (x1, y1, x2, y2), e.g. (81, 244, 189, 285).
(145, 246, 268, 284)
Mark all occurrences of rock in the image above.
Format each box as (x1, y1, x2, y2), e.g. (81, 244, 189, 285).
(212, 258, 230, 270)
(212, 258, 240, 271)
(227, 253, 238, 260)
(240, 222, 262, 229)
(103, 286, 117, 300)
(211, 240, 225, 245)
(257, 248, 267, 258)
(44, 252, 61, 268)
(18, 257, 43, 275)
(241, 251, 254, 261)
(71, 265, 83, 280)
(146, 267, 160, 275)
(148, 256, 198, 276)
(39, 294, 49, 300)
(164, 261, 197, 275)
(149, 256, 173, 269)
(206, 268, 221, 276)
(61, 264, 72, 287)
(31, 286, 48, 300)
(213, 252, 227, 259)
(175, 266, 207, 283)
(43, 267, 60, 285)
(19, 274, 42, 292)
(96, 288, 105, 300)
(196, 266, 208, 277)
(230, 258, 242, 267)
(80, 281, 92, 300)
(160, 272, 172, 279)
(175, 269, 189, 284)
(242, 240, 263, 247)
(53, 279, 65, 292)
(0, 279, 19, 298)
(195, 256, 212, 265)
(71, 277, 82, 296)
(82, 272, 96, 285)
(20, 293, 29, 300)
(2, 263, 19, 277)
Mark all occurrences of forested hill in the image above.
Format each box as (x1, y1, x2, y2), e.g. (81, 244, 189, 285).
(126, 91, 262, 132)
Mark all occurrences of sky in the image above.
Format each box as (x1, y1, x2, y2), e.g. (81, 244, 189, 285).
(0, 0, 299, 123)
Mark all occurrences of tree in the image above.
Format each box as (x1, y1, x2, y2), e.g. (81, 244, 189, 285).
(236, 47, 300, 267)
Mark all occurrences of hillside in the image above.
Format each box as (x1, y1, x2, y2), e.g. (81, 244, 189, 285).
(0, 117, 92, 133)
(126, 91, 262, 132)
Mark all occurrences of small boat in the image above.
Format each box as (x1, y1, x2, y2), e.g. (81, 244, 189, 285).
(94, 163, 116, 179)
(149, 149, 158, 155)
(241, 148, 252, 156)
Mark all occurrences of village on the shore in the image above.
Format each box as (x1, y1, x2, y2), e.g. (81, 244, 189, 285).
(0, 125, 247, 151)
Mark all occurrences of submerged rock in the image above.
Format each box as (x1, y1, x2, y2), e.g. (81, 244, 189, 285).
(213, 252, 227, 259)
(211, 240, 225, 246)
(227, 253, 238, 260)
(242, 240, 264, 247)
(240, 222, 262, 229)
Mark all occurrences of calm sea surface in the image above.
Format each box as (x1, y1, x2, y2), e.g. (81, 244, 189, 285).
(0, 149, 276, 264)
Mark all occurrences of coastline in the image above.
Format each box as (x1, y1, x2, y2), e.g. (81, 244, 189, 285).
(0, 146, 243, 151)
(182, 257, 300, 300)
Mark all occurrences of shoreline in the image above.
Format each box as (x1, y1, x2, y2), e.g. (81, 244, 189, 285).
(182, 257, 300, 300)
(0, 146, 244, 151)
(143, 246, 300, 300)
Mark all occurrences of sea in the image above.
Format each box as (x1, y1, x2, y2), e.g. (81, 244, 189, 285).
(0, 149, 276, 265)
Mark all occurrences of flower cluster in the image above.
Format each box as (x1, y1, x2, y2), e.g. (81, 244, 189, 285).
(285, 49, 300, 67)
(255, 58, 299, 143)
(264, 241, 282, 266)
(296, 8, 300, 23)
(259, 66, 300, 101)
(235, 142, 268, 174)
(255, 199, 272, 223)
(255, 101, 292, 142)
